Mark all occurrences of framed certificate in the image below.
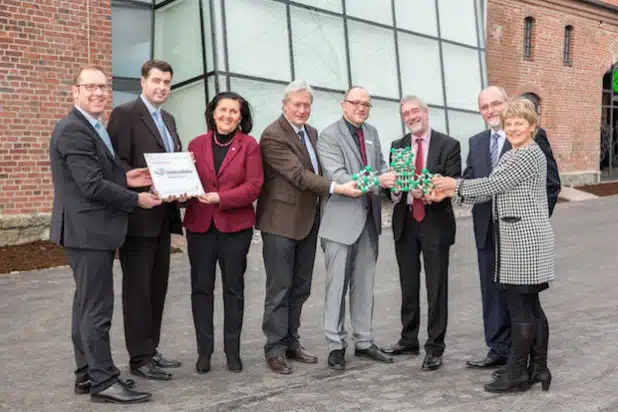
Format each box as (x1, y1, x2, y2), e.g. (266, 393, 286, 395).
(143, 152, 205, 198)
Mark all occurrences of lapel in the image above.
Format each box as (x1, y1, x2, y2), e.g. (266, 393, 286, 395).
(305, 125, 322, 174)
(278, 115, 313, 168)
(71, 108, 120, 166)
(136, 97, 167, 151)
(479, 130, 492, 173)
(161, 111, 181, 152)
(337, 118, 362, 164)
(202, 131, 217, 178)
(425, 129, 441, 172)
(217, 132, 242, 176)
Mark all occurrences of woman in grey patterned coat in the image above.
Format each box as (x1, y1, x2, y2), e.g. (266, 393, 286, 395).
(432, 98, 554, 394)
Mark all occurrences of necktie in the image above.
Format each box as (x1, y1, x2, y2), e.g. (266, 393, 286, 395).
(355, 128, 372, 214)
(490, 132, 500, 169)
(154, 111, 174, 152)
(413, 137, 425, 222)
(94, 121, 115, 158)
(299, 130, 319, 173)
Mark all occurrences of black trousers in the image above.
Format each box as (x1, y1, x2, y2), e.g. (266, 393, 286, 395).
(503, 289, 547, 327)
(477, 226, 511, 360)
(119, 219, 171, 368)
(65, 247, 119, 394)
(186, 227, 253, 357)
(394, 215, 450, 355)
(261, 217, 318, 358)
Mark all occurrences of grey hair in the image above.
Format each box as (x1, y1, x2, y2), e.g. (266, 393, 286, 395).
(400, 95, 428, 111)
(283, 80, 313, 102)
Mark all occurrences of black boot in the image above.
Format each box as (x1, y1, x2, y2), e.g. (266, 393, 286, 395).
(485, 322, 534, 393)
(528, 316, 551, 391)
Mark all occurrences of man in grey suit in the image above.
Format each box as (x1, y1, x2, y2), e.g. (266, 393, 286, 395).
(49, 65, 160, 404)
(317, 86, 397, 370)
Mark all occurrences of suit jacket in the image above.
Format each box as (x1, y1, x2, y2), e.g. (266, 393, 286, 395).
(390, 130, 462, 245)
(317, 118, 388, 245)
(457, 143, 555, 285)
(107, 97, 183, 237)
(463, 127, 560, 249)
(183, 131, 263, 233)
(255, 115, 331, 240)
(49, 107, 138, 250)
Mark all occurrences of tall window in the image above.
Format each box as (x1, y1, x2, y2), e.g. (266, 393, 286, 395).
(523, 17, 534, 60)
(563, 25, 573, 65)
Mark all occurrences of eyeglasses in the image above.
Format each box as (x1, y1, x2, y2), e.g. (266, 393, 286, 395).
(479, 100, 504, 112)
(75, 83, 110, 93)
(345, 100, 372, 109)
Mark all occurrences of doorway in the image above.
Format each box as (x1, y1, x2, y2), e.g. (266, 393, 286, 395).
(600, 64, 618, 180)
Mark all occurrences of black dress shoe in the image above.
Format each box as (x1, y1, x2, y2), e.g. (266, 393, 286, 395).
(381, 342, 420, 355)
(467, 355, 507, 369)
(227, 356, 243, 373)
(91, 382, 151, 404)
(196, 355, 211, 374)
(421, 353, 443, 371)
(328, 349, 346, 371)
(74, 376, 135, 395)
(355, 344, 394, 363)
(131, 363, 172, 380)
(153, 350, 182, 368)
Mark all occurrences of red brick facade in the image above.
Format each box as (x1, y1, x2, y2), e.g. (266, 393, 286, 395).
(486, 0, 618, 184)
(0, 0, 112, 217)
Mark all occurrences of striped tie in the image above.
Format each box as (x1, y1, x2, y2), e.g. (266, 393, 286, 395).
(490, 132, 500, 169)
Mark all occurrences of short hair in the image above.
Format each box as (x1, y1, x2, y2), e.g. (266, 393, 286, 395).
(283, 80, 313, 102)
(400, 94, 428, 111)
(344, 85, 369, 100)
(141, 59, 174, 78)
(479, 85, 509, 101)
(501, 98, 538, 129)
(205, 92, 253, 133)
(72, 65, 106, 85)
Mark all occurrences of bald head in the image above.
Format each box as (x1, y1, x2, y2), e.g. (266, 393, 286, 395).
(478, 86, 509, 131)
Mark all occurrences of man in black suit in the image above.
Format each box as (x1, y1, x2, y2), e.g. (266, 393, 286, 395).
(464, 86, 560, 370)
(50, 65, 161, 403)
(107, 60, 183, 381)
(382, 95, 461, 371)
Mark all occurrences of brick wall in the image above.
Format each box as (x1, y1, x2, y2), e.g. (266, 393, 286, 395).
(0, 0, 112, 244)
(486, 0, 618, 184)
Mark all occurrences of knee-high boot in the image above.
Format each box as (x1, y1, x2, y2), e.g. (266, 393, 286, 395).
(485, 322, 534, 393)
(528, 316, 551, 390)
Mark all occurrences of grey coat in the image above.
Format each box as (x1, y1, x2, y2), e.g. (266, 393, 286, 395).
(456, 142, 555, 285)
(317, 118, 388, 245)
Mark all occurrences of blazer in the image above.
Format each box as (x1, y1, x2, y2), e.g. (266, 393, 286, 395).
(390, 130, 462, 246)
(317, 118, 388, 246)
(255, 115, 331, 240)
(183, 130, 263, 233)
(107, 97, 183, 237)
(463, 128, 560, 249)
(456, 143, 555, 285)
(49, 107, 138, 250)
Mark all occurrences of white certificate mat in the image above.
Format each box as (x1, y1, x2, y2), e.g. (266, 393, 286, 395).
(144, 152, 205, 198)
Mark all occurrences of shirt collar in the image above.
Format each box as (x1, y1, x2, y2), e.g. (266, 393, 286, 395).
(411, 129, 431, 143)
(490, 129, 506, 140)
(284, 116, 306, 136)
(74, 105, 100, 129)
(343, 118, 362, 136)
(140, 94, 160, 116)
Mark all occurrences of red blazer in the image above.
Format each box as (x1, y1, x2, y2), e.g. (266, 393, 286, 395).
(183, 130, 264, 233)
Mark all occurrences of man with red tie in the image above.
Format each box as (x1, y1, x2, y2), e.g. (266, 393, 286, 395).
(381, 95, 461, 371)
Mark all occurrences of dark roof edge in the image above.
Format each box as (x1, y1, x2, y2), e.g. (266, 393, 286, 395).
(577, 0, 618, 13)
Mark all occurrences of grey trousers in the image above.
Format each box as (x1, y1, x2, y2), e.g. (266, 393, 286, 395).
(321, 218, 378, 352)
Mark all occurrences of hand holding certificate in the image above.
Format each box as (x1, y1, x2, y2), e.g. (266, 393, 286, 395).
(144, 152, 205, 200)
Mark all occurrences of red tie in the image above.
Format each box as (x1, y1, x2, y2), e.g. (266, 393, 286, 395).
(413, 137, 425, 222)
(355, 129, 372, 215)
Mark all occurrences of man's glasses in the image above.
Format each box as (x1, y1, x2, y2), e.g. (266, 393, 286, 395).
(344, 100, 372, 108)
(75, 84, 110, 93)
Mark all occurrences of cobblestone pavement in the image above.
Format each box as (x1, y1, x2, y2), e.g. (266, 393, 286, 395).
(1, 197, 618, 412)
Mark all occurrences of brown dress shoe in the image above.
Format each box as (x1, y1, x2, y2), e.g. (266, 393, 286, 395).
(286, 347, 318, 364)
(266, 355, 292, 374)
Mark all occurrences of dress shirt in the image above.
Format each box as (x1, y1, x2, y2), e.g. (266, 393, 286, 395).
(74, 105, 115, 157)
(490, 129, 507, 161)
(286, 118, 336, 194)
(141, 94, 174, 152)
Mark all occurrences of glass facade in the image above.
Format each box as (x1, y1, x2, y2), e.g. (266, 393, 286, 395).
(112, 0, 488, 161)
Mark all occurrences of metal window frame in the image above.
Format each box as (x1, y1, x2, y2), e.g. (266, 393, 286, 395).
(523, 17, 533, 60)
(563, 25, 573, 66)
(143, 0, 488, 133)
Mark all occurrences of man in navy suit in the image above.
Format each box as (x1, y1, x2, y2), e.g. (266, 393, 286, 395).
(464, 86, 560, 369)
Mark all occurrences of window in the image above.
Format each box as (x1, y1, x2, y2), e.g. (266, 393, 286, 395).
(523, 17, 534, 60)
(563, 25, 573, 65)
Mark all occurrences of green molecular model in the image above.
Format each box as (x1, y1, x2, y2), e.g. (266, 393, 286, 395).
(389, 147, 435, 194)
(416, 168, 435, 194)
(352, 165, 379, 194)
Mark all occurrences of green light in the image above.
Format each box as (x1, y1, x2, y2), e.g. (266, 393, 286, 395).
(614, 70, 618, 93)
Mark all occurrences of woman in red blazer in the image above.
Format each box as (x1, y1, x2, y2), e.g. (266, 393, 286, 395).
(183, 92, 263, 374)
